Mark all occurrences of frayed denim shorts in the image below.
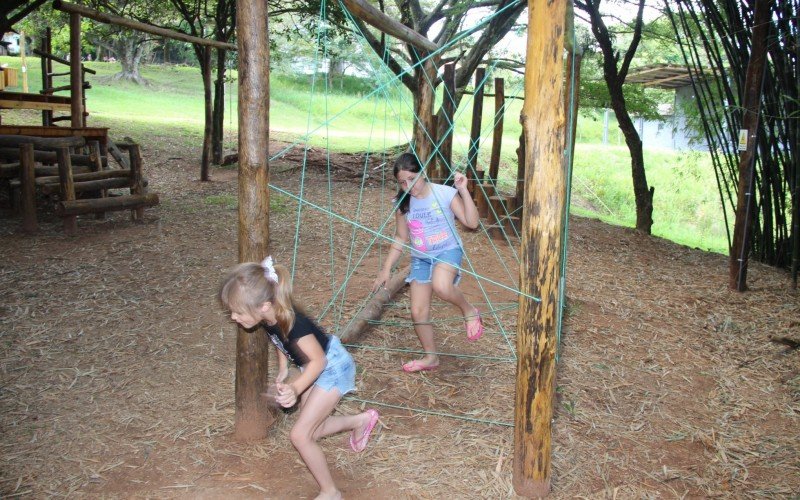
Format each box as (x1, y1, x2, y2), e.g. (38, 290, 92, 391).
(310, 335, 356, 396)
(406, 246, 463, 285)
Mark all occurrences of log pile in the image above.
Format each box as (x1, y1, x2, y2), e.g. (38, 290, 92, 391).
(0, 132, 159, 235)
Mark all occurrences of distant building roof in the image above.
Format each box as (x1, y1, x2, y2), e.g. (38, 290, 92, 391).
(627, 64, 694, 89)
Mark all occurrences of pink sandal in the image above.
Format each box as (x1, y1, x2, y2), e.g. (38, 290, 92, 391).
(466, 309, 484, 342)
(350, 409, 380, 452)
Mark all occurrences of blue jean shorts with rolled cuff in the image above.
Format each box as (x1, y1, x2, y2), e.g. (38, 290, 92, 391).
(405, 246, 463, 285)
(307, 335, 356, 396)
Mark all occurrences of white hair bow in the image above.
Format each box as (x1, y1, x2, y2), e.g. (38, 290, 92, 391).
(261, 255, 279, 284)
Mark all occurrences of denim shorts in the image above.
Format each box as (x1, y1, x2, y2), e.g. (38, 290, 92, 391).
(310, 336, 356, 396)
(406, 246, 463, 285)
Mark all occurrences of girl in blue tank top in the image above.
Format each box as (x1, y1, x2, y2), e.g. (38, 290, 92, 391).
(374, 153, 484, 373)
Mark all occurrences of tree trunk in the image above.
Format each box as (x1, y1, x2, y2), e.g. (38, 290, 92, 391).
(201, 46, 213, 181)
(212, 48, 227, 165)
(412, 60, 437, 166)
(114, 35, 148, 84)
(611, 93, 653, 233)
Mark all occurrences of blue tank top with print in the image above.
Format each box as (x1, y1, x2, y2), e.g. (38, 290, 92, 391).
(406, 183, 462, 258)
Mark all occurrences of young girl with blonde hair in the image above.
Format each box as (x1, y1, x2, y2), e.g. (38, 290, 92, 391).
(220, 256, 379, 500)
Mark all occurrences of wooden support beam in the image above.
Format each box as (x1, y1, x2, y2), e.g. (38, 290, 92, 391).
(341, 0, 437, 53)
(53, 1, 237, 51)
(234, 0, 274, 441)
(338, 265, 410, 343)
(0, 134, 85, 149)
(56, 193, 159, 216)
(513, 0, 567, 496)
(42, 176, 131, 195)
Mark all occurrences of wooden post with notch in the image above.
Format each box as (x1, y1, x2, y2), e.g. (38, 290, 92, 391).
(234, 0, 274, 441)
(513, 0, 567, 496)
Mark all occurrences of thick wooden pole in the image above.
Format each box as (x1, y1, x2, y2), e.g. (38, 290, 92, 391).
(234, 0, 274, 441)
(513, 0, 567, 495)
(69, 12, 83, 128)
(728, 0, 772, 291)
(489, 77, 505, 184)
(341, 0, 437, 53)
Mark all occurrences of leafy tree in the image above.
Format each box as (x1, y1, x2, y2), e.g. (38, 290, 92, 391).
(575, 0, 654, 233)
(333, 0, 528, 170)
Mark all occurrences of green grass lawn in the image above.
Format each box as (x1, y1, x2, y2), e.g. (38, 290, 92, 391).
(1, 55, 729, 253)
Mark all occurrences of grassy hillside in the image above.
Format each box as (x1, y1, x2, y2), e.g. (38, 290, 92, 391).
(0, 56, 728, 253)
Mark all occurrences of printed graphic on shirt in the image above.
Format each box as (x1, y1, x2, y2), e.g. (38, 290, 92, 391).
(267, 333, 295, 365)
(407, 192, 458, 255)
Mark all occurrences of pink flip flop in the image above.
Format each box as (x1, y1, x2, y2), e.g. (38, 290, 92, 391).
(401, 360, 439, 373)
(466, 309, 484, 342)
(350, 409, 380, 453)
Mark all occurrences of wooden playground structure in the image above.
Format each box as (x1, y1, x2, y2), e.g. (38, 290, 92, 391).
(232, 0, 570, 496)
(0, 15, 159, 235)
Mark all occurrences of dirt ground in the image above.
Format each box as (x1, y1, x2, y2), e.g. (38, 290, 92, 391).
(1, 138, 798, 499)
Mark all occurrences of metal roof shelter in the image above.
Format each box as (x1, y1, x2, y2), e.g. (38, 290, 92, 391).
(627, 63, 694, 89)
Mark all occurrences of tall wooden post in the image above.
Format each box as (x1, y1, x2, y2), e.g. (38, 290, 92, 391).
(42, 28, 53, 126)
(20, 31, 29, 93)
(513, 0, 567, 495)
(729, 0, 772, 291)
(234, 0, 274, 440)
(489, 77, 505, 185)
(69, 13, 83, 128)
(466, 67, 486, 193)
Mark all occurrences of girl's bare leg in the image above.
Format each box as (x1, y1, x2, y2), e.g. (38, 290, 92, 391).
(290, 386, 345, 500)
(431, 264, 480, 332)
(408, 281, 438, 367)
